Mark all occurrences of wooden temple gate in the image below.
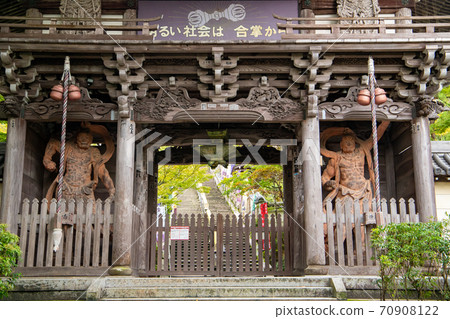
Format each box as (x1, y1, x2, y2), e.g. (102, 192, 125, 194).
(0, 0, 446, 277)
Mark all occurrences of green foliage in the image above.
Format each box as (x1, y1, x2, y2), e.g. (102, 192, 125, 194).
(219, 165, 284, 204)
(158, 165, 212, 208)
(371, 218, 450, 300)
(0, 94, 4, 103)
(0, 224, 21, 299)
(0, 120, 7, 143)
(430, 111, 450, 141)
(432, 85, 450, 140)
(436, 85, 450, 107)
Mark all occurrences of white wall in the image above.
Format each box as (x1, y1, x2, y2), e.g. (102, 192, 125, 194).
(435, 181, 450, 220)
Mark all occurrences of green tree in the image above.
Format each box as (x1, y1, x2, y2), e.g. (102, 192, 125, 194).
(0, 224, 21, 299)
(0, 94, 7, 142)
(0, 121, 7, 143)
(432, 85, 450, 140)
(430, 111, 450, 141)
(371, 218, 450, 300)
(219, 165, 284, 204)
(158, 165, 212, 208)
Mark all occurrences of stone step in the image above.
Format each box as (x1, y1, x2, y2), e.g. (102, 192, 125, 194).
(102, 286, 334, 299)
(103, 276, 332, 288)
(102, 297, 338, 301)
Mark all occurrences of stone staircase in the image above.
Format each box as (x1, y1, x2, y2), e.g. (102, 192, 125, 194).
(176, 188, 202, 215)
(176, 178, 233, 216)
(87, 277, 345, 301)
(202, 178, 234, 216)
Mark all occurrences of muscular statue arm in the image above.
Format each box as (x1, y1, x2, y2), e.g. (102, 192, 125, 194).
(321, 158, 336, 186)
(363, 121, 390, 150)
(91, 148, 115, 199)
(98, 164, 115, 199)
(43, 138, 60, 172)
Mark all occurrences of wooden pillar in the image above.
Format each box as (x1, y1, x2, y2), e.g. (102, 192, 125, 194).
(25, 8, 42, 34)
(293, 150, 307, 273)
(301, 115, 325, 266)
(283, 161, 294, 227)
(110, 100, 135, 275)
(148, 159, 158, 218)
(123, 9, 137, 35)
(283, 158, 302, 274)
(395, 8, 412, 34)
(0, 118, 27, 233)
(411, 115, 437, 222)
(132, 125, 149, 272)
(146, 156, 158, 270)
(300, 9, 315, 35)
(385, 136, 397, 200)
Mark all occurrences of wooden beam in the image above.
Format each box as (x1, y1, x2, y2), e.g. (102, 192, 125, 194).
(0, 39, 434, 55)
(155, 145, 284, 165)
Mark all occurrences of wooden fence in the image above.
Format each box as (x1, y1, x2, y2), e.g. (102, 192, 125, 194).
(13, 196, 421, 276)
(323, 197, 419, 270)
(140, 212, 291, 276)
(14, 198, 113, 276)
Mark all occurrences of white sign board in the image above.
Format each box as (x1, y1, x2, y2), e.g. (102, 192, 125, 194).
(170, 226, 190, 240)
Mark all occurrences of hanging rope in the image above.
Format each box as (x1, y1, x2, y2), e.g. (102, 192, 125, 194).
(368, 57, 382, 218)
(53, 56, 71, 252)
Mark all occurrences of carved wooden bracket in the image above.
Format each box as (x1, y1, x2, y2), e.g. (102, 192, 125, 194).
(290, 47, 334, 104)
(397, 45, 450, 99)
(318, 87, 413, 121)
(19, 87, 117, 121)
(0, 46, 40, 97)
(102, 47, 146, 99)
(197, 47, 239, 103)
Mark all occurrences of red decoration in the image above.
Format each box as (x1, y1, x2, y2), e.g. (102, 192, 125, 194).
(374, 87, 387, 104)
(357, 89, 371, 106)
(68, 84, 81, 101)
(50, 84, 63, 101)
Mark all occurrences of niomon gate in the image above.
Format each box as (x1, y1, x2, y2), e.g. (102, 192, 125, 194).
(0, 0, 445, 277)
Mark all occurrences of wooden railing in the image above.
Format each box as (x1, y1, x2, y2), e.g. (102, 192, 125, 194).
(0, 15, 160, 36)
(275, 14, 450, 39)
(14, 198, 113, 276)
(1, 15, 449, 40)
(323, 197, 419, 270)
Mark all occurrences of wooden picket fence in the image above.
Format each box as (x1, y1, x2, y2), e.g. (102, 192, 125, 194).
(13, 196, 421, 276)
(14, 198, 113, 276)
(323, 197, 419, 269)
(140, 212, 291, 276)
